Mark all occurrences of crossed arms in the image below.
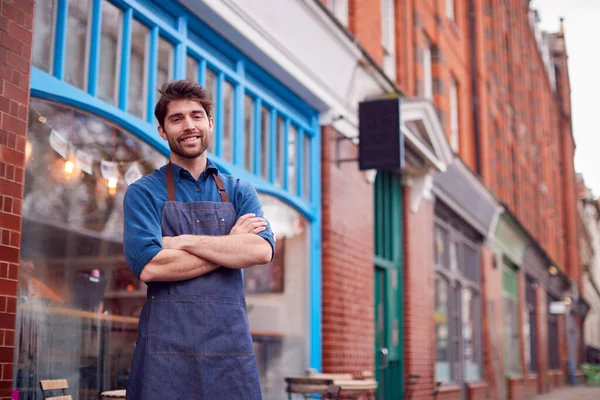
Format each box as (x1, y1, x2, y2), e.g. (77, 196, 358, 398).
(139, 214, 272, 282)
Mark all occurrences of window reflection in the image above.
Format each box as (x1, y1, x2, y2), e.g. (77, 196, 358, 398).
(288, 125, 297, 195)
(246, 194, 309, 399)
(14, 98, 166, 399)
(32, 0, 57, 72)
(128, 20, 150, 120)
(98, 0, 123, 105)
(275, 117, 285, 188)
(434, 275, 450, 382)
(65, 0, 91, 89)
(303, 134, 310, 200)
(205, 69, 217, 155)
(222, 80, 234, 163)
(186, 56, 198, 83)
(156, 37, 174, 95)
(261, 107, 271, 180)
(244, 94, 255, 172)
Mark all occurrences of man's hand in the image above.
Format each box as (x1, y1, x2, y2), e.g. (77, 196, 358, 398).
(229, 213, 268, 235)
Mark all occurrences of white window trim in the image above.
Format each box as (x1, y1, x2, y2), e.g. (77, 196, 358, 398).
(381, 0, 396, 78)
(446, 0, 455, 21)
(450, 76, 459, 152)
(328, 0, 349, 27)
(422, 36, 433, 100)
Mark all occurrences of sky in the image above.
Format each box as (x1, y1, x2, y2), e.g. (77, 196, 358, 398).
(530, 0, 600, 196)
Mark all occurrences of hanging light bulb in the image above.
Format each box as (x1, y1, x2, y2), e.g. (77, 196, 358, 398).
(107, 177, 118, 195)
(64, 160, 75, 174)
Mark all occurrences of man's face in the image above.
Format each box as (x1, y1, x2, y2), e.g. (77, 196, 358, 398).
(158, 99, 214, 159)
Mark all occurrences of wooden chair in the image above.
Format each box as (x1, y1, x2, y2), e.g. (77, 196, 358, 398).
(39, 379, 72, 400)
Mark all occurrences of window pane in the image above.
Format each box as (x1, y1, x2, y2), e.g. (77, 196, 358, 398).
(244, 94, 255, 172)
(128, 20, 150, 119)
(205, 69, 217, 155)
(463, 289, 480, 381)
(186, 56, 198, 83)
(288, 125, 297, 195)
(303, 134, 310, 200)
(98, 0, 122, 105)
(435, 226, 448, 268)
(33, 0, 57, 72)
(260, 106, 270, 180)
(275, 117, 285, 188)
(156, 37, 174, 94)
(435, 275, 450, 382)
(65, 0, 92, 89)
(222, 80, 235, 163)
(15, 98, 167, 399)
(245, 194, 310, 398)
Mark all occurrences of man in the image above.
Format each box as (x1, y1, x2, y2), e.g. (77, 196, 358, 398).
(123, 80, 274, 399)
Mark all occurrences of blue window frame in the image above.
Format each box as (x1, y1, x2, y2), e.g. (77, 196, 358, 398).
(29, 0, 322, 371)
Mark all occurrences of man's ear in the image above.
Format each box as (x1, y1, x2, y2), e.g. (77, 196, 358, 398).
(209, 117, 215, 132)
(158, 125, 167, 140)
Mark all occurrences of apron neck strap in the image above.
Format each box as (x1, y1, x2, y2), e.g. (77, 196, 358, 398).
(166, 162, 230, 203)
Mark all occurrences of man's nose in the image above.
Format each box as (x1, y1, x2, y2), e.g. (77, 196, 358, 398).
(182, 116, 195, 130)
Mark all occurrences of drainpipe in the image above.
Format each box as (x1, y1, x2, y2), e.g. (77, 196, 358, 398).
(468, 0, 482, 176)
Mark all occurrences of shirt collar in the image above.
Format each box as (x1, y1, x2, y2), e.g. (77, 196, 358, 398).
(168, 159, 219, 183)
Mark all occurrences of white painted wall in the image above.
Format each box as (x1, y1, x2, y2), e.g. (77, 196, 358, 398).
(580, 192, 600, 351)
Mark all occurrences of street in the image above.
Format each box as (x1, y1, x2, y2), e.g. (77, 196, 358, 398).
(531, 386, 600, 400)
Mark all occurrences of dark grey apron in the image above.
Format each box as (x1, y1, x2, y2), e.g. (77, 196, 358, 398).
(126, 163, 262, 400)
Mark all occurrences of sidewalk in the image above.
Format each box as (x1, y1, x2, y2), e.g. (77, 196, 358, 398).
(531, 386, 600, 400)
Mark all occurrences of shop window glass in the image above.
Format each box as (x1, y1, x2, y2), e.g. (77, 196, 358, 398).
(303, 134, 310, 200)
(156, 37, 174, 95)
(288, 125, 297, 195)
(435, 226, 448, 268)
(244, 94, 255, 172)
(222, 80, 235, 163)
(245, 194, 310, 399)
(435, 274, 450, 382)
(186, 56, 198, 83)
(33, 0, 57, 73)
(205, 69, 217, 155)
(128, 20, 150, 120)
(275, 117, 285, 188)
(260, 106, 270, 180)
(65, 0, 92, 90)
(98, 0, 123, 106)
(14, 98, 167, 399)
(462, 288, 480, 381)
(503, 266, 521, 376)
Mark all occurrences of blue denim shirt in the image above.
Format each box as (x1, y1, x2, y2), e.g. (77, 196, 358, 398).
(123, 159, 275, 278)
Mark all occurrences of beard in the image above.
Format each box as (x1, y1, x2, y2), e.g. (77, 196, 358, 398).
(166, 130, 210, 159)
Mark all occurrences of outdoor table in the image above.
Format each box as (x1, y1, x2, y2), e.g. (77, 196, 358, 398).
(285, 374, 378, 399)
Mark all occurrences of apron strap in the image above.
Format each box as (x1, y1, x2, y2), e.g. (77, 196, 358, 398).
(166, 162, 176, 201)
(212, 173, 230, 203)
(166, 162, 230, 203)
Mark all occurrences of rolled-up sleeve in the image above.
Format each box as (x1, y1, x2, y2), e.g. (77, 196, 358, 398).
(236, 181, 276, 261)
(123, 183, 163, 278)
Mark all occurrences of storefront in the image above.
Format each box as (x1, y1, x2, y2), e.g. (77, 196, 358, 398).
(432, 158, 500, 399)
(18, 0, 321, 398)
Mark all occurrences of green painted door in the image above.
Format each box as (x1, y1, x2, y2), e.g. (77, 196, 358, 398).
(374, 171, 403, 400)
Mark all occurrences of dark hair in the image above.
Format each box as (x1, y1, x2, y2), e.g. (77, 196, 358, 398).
(154, 80, 213, 127)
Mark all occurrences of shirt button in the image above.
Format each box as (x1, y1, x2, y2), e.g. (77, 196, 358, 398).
(196, 219, 200, 224)
(221, 218, 225, 222)
(196, 187, 200, 192)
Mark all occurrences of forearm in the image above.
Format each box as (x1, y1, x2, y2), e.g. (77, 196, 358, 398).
(176, 234, 272, 269)
(139, 249, 217, 282)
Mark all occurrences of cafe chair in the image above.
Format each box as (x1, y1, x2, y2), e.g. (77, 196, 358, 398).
(39, 379, 72, 400)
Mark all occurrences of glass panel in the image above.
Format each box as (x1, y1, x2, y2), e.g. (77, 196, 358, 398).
(65, 0, 92, 89)
(222, 80, 235, 162)
(244, 95, 255, 172)
(245, 194, 310, 399)
(14, 98, 167, 399)
(128, 20, 150, 120)
(434, 225, 448, 268)
(303, 134, 310, 200)
(288, 125, 297, 195)
(186, 56, 198, 83)
(463, 289, 480, 381)
(434, 275, 450, 382)
(503, 296, 521, 376)
(449, 241, 458, 272)
(205, 69, 217, 155)
(156, 37, 174, 94)
(97, 0, 123, 105)
(275, 117, 285, 188)
(260, 106, 270, 180)
(32, 0, 57, 72)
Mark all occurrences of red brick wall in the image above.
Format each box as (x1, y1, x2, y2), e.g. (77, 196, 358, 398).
(321, 125, 375, 376)
(467, 382, 489, 400)
(523, 374, 538, 398)
(347, 0, 383, 65)
(536, 288, 549, 393)
(0, 0, 33, 398)
(507, 377, 525, 400)
(403, 186, 435, 399)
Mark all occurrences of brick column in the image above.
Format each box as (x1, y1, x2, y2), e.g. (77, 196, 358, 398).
(321, 125, 375, 376)
(0, 1, 33, 398)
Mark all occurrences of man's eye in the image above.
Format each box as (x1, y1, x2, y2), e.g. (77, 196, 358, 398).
(194, 114, 203, 119)
(172, 118, 181, 123)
